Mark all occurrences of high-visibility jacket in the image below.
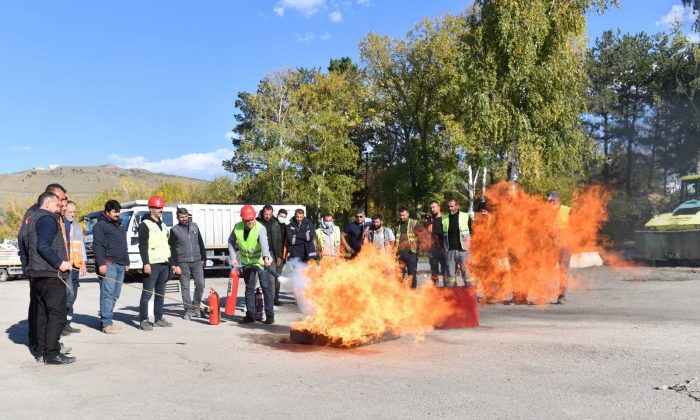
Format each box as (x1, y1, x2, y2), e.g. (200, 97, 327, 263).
(316, 226, 341, 257)
(442, 212, 470, 251)
(394, 219, 418, 253)
(554, 205, 571, 230)
(142, 219, 170, 264)
(67, 220, 86, 268)
(234, 221, 264, 267)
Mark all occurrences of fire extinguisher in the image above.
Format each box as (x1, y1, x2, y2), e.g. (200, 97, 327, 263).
(225, 268, 239, 316)
(208, 289, 220, 325)
(254, 287, 264, 321)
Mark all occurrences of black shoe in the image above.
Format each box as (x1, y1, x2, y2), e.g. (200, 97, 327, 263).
(44, 353, 76, 365)
(238, 316, 255, 324)
(264, 317, 275, 325)
(35, 355, 44, 363)
(61, 327, 71, 337)
(274, 300, 283, 306)
(65, 324, 81, 333)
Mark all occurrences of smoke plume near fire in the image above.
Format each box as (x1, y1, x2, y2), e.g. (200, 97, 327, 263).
(292, 246, 458, 345)
(469, 182, 611, 305)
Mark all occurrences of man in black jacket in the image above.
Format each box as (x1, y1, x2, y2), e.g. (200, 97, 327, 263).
(28, 191, 75, 365)
(169, 207, 206, 319)
(92, 200, 129, 334)
(286, 209, 317, 262)
(257, 205, 284, 305)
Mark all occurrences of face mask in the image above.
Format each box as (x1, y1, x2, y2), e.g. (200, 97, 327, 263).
(323, 221, 334, 228)
(279, 217, 287, 224)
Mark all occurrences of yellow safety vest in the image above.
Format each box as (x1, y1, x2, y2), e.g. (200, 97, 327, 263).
(143, 219, 170, 264)
(233, 221, 263, 267)
(394, 219, 418, 253)
(442, 212, 470, 250)
(316, 226, 341, 256)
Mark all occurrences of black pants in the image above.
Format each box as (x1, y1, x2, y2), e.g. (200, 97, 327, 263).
(27, 279, 36, 350)
(275, 260, 285, 301)
(31, 276, 67, 358)
(243, 266, 273, 319)
(398, 252, 418, 288)
(139, 263, 169, 321)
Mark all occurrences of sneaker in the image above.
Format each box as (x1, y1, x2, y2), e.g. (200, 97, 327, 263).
(183, 310, 192, 321)
(59, 343, 72, 354)
(238, 316, 255, 324)
(154, 319, 172, 327)
(264, 317, 275, 325)
(102, 324, 119, 334)
(140, 320, 154, 331)
(555, 295, 567, 304)
(65, 325, 81, 333)
(44, 353, 76, 365)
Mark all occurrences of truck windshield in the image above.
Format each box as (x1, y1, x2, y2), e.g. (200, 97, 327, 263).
(84, 213, 102, 235)
(681, 180, 699, 202)
(120, 211, 134, 228)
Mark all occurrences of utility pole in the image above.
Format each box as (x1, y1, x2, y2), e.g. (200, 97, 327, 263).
(364, 149, 369, 216)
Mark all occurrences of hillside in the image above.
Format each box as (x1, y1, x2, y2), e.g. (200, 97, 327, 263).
(0, 164, 208, 209)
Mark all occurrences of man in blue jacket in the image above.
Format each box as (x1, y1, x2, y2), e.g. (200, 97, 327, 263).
(92, 200, 129, 334)
(286, 209, 317, 262)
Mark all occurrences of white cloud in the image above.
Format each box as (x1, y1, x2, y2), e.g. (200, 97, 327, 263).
(320, 31, 331, 41)
(329, 10, 342, 23)
(356, 0, 370, 4)
(107, 148, 231, 179)
(13, 145, 33, 152)
(295, 33, 316, 43)
(657, 5, 699, 28)
(274, 0, 326, 17)
(688, 32, 700, 43)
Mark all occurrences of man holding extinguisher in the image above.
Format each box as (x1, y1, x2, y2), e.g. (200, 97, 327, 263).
(228, 205, 274, 324)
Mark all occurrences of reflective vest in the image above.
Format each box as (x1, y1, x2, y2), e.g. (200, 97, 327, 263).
(143, 219, 170, 264)
(234, 221, 264, 267)
(394, 219, 418, 253)
(442, 212, 470, 251)
(554, 205, 571, 230)
(68, 221, 85, 268)
(315, 226, 341, 256)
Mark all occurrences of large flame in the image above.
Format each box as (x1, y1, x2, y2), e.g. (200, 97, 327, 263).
(469, 182, 610, 305)
(292, 246, 458, 345)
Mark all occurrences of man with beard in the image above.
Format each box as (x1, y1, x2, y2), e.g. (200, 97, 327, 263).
(427, 200, 446, 286)
(170, 207, 207, 319)
(62, 201, 87, 336)
(286, 209, 317, 263)
(257, 205, 284, 305)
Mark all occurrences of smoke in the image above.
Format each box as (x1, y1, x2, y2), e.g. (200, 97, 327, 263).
(278, 258, 315, 314)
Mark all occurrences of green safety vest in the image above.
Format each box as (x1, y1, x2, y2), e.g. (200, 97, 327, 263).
(394, 219, 418, 253)
(315, 226, 341, 255)
(233, 221, 263, 267)
(142, 219, 171, 264)
(442, 212, 470, 250)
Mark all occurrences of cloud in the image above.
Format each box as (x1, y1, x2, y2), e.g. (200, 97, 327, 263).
(13, 145, 33, 152)
(657, 5, 699, 28)
(329, 10, 342, 23)
(356, 0, 370, 4)
(108, 148, 231, 179)
(320, 31, 331, 41)
(295, 33, 316, 43)
(274, 0, 326, 17)
(688, 32, 700, 43)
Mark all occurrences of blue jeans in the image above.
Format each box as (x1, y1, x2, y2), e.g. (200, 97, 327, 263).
(100, 263, 125, 328)
(398, 252, 418, 288)
(65, 270, 80, 323)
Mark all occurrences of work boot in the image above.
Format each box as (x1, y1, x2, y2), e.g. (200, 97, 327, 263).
(238, 316, 255, 324)
(183, 310, 192, 321)
(154, 319, 172, 327)
(44, 353, 76, 365)
(140, 320, 154, 331)
(102, 324, 119, 334)
(264, 316, 275, 325)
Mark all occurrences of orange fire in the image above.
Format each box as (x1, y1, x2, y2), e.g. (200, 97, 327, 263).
(469, 182, 610, 305)
(292, 246, 459, 345)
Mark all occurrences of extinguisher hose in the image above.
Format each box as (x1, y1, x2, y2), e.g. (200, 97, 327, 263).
(57, 268, 211, 311)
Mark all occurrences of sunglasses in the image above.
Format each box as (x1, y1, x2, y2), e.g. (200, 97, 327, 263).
(355, 215, 364, 218)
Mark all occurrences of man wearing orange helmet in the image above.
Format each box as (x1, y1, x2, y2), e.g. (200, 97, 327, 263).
(137, 195, 172, 331)
(228, 205, 273, 324)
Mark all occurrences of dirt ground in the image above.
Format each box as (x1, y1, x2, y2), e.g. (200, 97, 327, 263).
(2, 265, 700, 419)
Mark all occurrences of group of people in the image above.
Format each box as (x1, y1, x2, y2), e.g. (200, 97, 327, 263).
(17, 180, 570, 365)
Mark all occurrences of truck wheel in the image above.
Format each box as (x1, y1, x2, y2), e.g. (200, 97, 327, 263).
(0, 268, 8, 282)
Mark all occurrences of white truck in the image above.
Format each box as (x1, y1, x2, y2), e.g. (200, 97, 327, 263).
(84, 201, 304, 277)
(0, 240, 24, 282)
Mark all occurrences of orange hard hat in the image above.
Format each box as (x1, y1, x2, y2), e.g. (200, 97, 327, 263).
(241, 205, 256, 221)
(148, 195, 165, 208)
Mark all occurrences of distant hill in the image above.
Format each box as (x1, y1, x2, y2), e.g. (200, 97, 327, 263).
(0, 164, 208, 209)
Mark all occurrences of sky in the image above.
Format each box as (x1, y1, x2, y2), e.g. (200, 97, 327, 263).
(0, 0, 697, 180)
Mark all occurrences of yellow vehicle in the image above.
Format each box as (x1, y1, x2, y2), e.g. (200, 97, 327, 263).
(635, 174, 700, 264)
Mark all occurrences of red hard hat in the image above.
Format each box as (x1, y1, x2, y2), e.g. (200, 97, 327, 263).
(241, 205, 256, 221)
(148, 195, 165, 208)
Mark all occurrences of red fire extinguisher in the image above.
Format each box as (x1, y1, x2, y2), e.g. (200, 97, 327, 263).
(254, 287, 264, 321)
(225, 269, 239, 316)
(208, 289, 220, 325)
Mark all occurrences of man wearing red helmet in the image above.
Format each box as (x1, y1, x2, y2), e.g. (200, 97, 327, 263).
(137, 195, 172, 331)
(228, 205, 273, 324)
